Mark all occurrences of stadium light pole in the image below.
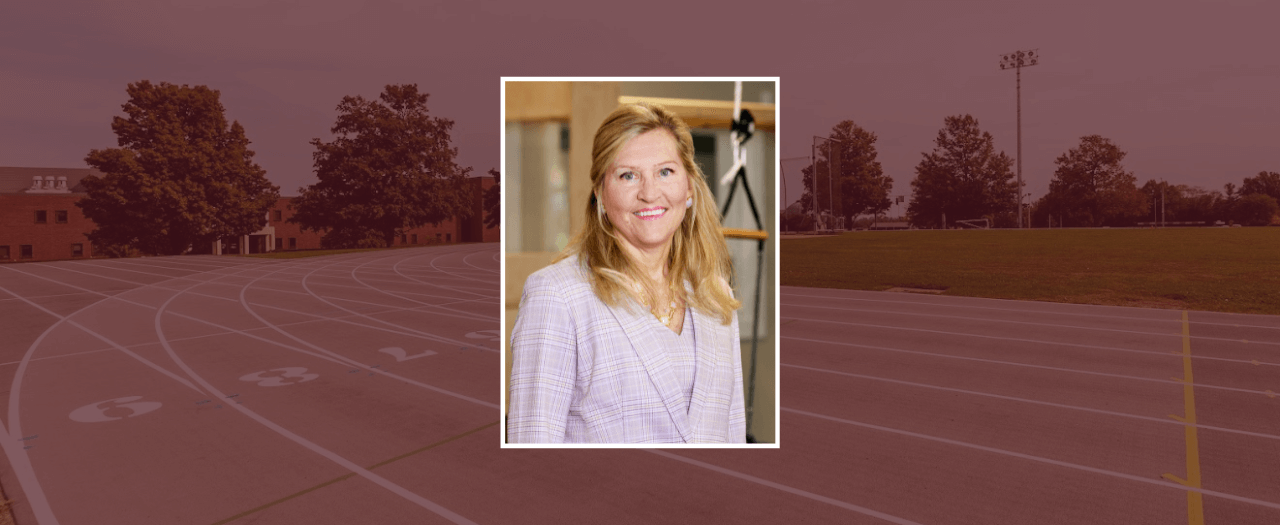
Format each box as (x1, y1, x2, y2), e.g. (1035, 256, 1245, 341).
(812, 136, 845, 232)
(1000, 48, 1039, 229)
(781, 156, 809, 233)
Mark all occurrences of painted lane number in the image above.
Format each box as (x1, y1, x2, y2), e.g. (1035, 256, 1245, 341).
(465, 330, 500, 342)
(240, 367, 318, 387)
(70, 396, 163, 423)
(379, 346, 437, 362)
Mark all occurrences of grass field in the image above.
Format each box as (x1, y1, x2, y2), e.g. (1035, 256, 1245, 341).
(781, 227, 1280, 315)
(244, 244, 464, 259)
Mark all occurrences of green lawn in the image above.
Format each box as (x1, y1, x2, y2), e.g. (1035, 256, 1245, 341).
(781, 228, 1280, 315)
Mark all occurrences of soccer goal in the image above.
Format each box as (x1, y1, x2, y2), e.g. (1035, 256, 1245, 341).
(955, 218, 990, 229)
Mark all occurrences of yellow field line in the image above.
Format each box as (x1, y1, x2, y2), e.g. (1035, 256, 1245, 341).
(1161, 311, 1204, 525)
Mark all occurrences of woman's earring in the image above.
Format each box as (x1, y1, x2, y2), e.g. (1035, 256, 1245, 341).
(685, 197, 693, 209)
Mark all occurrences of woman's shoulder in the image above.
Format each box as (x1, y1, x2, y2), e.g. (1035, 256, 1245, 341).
(524, 253, 591, 292)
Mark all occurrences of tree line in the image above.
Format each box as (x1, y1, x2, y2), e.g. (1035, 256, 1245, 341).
(79, 81, 499, 256)
(790, 115, 1279, 230)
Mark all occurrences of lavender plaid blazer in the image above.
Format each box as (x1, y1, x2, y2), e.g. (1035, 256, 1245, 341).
(508, 254, 746, 444)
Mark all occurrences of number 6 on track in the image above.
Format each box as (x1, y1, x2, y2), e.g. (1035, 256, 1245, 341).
(379, 346, 437, 362)
(240, 367, 319, 387)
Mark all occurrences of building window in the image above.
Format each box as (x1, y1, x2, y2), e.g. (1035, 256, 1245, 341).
(72, 243, 84, 257)
(436, 233, 442, 242)
(275, 238, 283, 250)
(20, 245, 33, 259)
(35, 210, 47, 224)
(401, 234, 407, 244)
(273, 210, 283, 222)
(56, 210, 68, 224)
(289, 238, 297, 249)
(446, 233, 451, 243)
(0, 246, 9, 260)
(411, 234, 418, 244)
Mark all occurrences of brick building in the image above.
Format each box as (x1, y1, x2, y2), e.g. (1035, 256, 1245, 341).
(0, 167, 98, 262)
(265, 175, 499, 252)
(2, 167, 498, 263)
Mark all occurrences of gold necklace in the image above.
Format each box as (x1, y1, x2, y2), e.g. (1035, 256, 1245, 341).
(633, 281, 679, 327)
(655, 300, 679, 327)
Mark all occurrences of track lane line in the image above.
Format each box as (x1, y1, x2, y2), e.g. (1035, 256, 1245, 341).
(235, 252, 499, 408)
(784, 289, 1280, 331)
(1163, 311, 1204, 525)
(784, 300, 1277, 347)
(783, 335, 1275, 397)
(784, 408, 1280, 511)
(153, 279, 480, 525)
(42, 262, 501, 353)
(11, 262, 497, 410)
(647, 450, 924, 525)
(0, 260, 289, 525)
(284, 254, 497, 352)
(783, 363, 1280, 442)
(785, 305, 1280, 367)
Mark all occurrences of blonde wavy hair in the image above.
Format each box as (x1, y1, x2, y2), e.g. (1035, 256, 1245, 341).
(556, 102, 740, 324)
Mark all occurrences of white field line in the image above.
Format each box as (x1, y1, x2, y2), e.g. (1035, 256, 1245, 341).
(647, 450, 925, 525)
(781, 314, 1280, 369)
(312, 251, 499, 320)
(0, 289, 137, 302)
(0, 289, 499, 369)
(782, 304, 1280, 367)
(357, 250, 496, 303)
(785, 300, 1187, 340)
(783, 363, 1280, 442)
(460, 250, 499, 274)
(73, 259, 495, 308)
(69, 256, 258, 274)
(277, 255, 496, 353)
(153, 271, 480, 525)
(234, 252, 499, 408)
(427, 249, 503, 285)
(0, 260, 285, 525)
(61, 259, 499, 325)
(8, 257, 499, 408)
(782, 334, 1276, 397)
(784, 407, 1280, 512)
(783, 289, 1280, 331)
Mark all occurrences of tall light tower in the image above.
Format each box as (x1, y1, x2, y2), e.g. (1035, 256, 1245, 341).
(1000, 48, 1039, 228)
(811, 136, 844, 232)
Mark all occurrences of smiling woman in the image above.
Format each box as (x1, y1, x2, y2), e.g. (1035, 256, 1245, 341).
(507, 102, 745, 444)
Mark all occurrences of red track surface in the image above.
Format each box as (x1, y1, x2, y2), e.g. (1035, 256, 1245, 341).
(1, 253, 1277, 524)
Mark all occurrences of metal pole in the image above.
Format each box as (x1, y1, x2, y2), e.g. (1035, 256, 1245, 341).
(1001, 49, 1038, 229)
(1017, 65, 1022, 229)
(828, 141, 835, 230)
(1161, 182, 1166, 227)
(811, 140, 818, 232)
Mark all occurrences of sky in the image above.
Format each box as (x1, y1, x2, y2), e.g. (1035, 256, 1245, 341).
(3, 0, 1277, 210)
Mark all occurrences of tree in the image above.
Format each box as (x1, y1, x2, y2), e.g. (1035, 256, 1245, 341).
(1241, 171, 1280, 201)
(1042, 135, 1146, 227)
(907, 115, 1016, 228)
(1234, 193, 1279, 226)
(483, 168, 501, 230)
(800, 120, 892, 228)
(80, 81, 279, 256)
(291, 84, 472, 248)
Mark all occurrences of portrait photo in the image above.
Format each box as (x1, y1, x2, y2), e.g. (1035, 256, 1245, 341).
(501, 78, 779, 447)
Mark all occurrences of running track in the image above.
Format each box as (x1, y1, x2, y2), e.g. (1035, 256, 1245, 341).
(1, 249, 1277, 524)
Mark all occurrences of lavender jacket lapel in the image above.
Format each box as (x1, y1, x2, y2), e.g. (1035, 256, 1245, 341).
(609, 301, 695, 443)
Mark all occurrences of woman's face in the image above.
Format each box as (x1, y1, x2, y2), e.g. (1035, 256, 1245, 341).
(599, 129, 692, 260)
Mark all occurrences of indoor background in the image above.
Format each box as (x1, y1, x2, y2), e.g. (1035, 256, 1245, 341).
(503, 79, 777, 443)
